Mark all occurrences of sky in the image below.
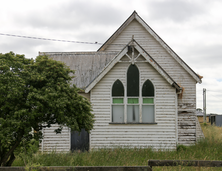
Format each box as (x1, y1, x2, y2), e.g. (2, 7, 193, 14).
(1, 0, 222, 114)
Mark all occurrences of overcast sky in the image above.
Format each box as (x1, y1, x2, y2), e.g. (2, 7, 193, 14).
(1, 0, 222, 114)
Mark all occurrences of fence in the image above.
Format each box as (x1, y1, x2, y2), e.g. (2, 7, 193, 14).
(1, 160, 222, 170)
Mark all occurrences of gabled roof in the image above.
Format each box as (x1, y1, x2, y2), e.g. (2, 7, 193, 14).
(98, 11, 202, 84)
(85, 39, 181, 93)
(39, 52, 118, 89)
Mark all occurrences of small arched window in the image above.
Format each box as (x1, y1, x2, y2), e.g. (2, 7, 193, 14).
(112, 80, 124, 122)
(142, 80, 154, 122)
(142, 79, 154, 97)
(112, 79, 124, 96)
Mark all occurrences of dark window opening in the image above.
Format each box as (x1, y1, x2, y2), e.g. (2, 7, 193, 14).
(112, 79, 124, 96)
(142, 79, 154, 96)
(127, 64, 139, 96)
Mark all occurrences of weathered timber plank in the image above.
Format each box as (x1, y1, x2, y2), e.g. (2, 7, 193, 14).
(91, 134, 176, 138)
(178, 121, 196, 125)
(178, 118, 196, 121)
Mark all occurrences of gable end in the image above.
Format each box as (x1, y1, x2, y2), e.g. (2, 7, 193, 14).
(98, 11, 202, 84)
(85, 40, 181, 93)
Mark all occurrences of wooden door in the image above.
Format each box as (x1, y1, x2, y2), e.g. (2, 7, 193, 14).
(71, 128, 89, 151)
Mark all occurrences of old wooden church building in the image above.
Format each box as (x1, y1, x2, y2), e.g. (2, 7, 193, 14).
(40, 11, 204, 152)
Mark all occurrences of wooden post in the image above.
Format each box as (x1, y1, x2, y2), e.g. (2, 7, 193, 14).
(203, 88, 206, 123)
(131, 35, 135, 65)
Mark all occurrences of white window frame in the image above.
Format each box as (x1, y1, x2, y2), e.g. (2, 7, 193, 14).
(141, 96, 155, 123)
(127, 97, 140, 123)
(111, 65, 156, 124)
(112, 96, 124, 122)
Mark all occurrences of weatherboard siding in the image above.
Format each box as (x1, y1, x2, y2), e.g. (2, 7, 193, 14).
(103, 19, 196, 107)
(102, 19, 197, 145)
(40, 124, 70, 152)
(90, 61, 177, 150)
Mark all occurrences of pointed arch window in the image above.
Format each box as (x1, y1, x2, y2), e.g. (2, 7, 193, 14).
(127, 65, 139, 96)
(111, 65, 156, 124)
(142, 80, 155, 122)
(112, 79, 124, 97)
(127, 64, 139, 122)
(112, 79, 124, 122)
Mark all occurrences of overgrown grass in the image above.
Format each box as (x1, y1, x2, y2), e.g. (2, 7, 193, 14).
(12, 124, 222, 170)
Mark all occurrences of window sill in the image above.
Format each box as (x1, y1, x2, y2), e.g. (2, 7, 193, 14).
(109, 122, 157, 125)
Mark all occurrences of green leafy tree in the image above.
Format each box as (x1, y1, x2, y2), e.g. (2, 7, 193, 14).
(0, 52, 94, 166)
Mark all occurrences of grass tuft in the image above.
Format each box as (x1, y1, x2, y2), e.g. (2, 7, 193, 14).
(12, 124, 222, 170)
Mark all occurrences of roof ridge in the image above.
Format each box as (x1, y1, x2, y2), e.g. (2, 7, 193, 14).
(97, 11, 202, 83)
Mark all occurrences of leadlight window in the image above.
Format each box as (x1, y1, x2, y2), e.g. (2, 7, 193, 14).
(112, 79, 124, 122)
(127, 64, 139, 122)
(111, 65, 155, 123)
(112, 79, 124, 96)
(142, 80, 155, 122)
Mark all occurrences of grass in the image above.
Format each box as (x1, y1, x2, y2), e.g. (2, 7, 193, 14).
(12, 123, 222, 170)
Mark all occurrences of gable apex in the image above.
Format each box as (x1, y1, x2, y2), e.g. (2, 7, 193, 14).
(98, 11, 202, 84)
(85, 39, 181, 93)
(98, 11, 137, 52)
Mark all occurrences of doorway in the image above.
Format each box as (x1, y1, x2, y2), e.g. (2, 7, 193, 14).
(71, 128, 89, 151)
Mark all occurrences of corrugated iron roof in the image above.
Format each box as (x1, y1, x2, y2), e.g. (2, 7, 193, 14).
(39, 52, 118, 89)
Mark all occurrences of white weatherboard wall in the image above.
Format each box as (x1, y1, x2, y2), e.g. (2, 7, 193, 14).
(40, 124, 70, 152)
(90, 61, 177, 150)
(104, 19, 196, 109)
(102, 19, 198, 145)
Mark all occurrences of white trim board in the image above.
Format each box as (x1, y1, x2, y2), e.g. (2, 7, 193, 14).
(85, 39, 181, 93)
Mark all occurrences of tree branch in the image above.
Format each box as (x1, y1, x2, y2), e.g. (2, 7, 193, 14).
(5, 153, 15, 166)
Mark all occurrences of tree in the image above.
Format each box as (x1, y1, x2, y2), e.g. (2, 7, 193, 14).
(0, 52, 94, 166)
